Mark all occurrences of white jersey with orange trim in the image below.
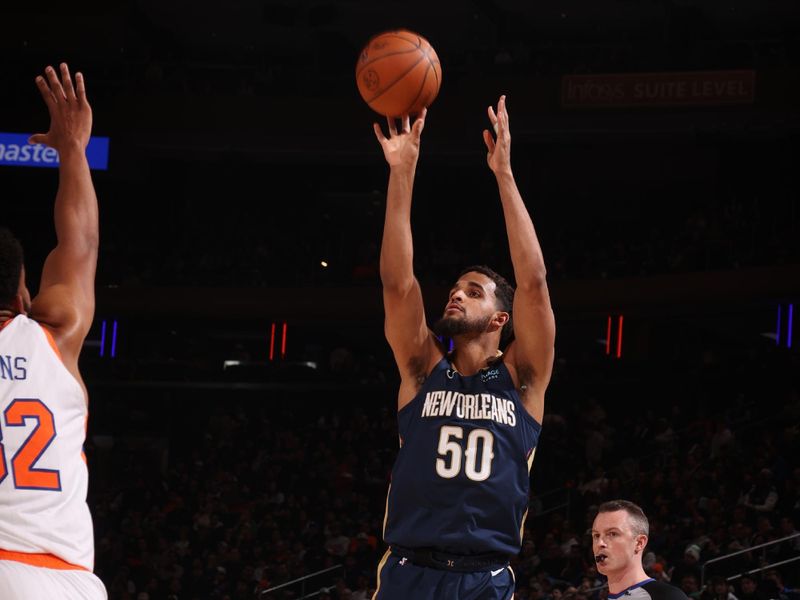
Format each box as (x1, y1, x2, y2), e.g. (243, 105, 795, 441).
(0, 314, 95, 572)
(0, 560, 106, 600)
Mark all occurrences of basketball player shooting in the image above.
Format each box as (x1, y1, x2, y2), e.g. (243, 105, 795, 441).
(372, 96, 555, 599)
(0, 64, 106, 599)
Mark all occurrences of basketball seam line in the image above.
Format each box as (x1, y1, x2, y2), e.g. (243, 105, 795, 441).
(401, 43, 440, 114)
(362, 53, 427, 107)
(356, 46, 423, 76)
(382, 32, 422, 47)
(426, 54, 441, 87)
(371, 32, 422, 49)
(402, 62, 432, 115)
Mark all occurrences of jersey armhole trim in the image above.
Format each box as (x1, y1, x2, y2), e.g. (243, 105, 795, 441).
(38, 324, 64, 363)
(519, 405, 543, 432)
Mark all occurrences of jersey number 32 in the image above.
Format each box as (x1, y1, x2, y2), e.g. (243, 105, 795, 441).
(0, 399, 62, 491)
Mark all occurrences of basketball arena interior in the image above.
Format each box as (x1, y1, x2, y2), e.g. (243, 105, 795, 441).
(1, 1, 799, 599)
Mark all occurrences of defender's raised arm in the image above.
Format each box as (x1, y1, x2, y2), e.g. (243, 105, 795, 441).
(29, 63, 99, 371)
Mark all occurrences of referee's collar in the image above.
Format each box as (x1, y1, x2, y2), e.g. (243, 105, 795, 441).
(608, 578, 656, 599)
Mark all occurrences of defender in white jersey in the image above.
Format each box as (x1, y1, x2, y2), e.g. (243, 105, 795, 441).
(0, 63, 106, 599)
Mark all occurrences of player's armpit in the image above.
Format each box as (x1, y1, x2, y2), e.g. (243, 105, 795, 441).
(30, 279, 94, 367)
(389, 335, 443, 411)
(504, 283, 555, 421)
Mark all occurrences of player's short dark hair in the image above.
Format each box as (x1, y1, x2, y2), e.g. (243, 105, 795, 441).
(597, 499, 650, 537)
(0, 228, 24, 308)
(458, 265, 515, 345)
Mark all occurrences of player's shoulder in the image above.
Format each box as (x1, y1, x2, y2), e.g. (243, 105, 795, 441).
(640, 580, 691, 600)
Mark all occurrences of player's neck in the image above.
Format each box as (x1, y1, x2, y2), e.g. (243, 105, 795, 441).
(449, 338, 502, 376)
(606, 565, 651, 596)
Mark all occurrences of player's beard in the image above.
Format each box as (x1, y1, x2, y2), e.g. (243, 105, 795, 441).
(433, 312, 492, 338)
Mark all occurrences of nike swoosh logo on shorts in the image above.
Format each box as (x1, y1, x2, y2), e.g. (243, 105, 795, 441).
(491, 568, 505, 577)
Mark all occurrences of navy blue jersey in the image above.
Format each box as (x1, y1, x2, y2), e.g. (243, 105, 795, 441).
(383, 357, 541, 556)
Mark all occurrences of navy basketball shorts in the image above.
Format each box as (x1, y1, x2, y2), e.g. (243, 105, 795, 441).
(373, 551, 515, 600)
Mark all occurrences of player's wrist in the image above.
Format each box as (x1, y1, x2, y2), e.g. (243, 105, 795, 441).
(390, 163, 417, 177)
(493, 166, 514, 180)
(54, 139, 88, 155)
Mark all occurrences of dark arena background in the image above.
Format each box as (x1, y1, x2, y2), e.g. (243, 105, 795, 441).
(2, 1, 800, 599)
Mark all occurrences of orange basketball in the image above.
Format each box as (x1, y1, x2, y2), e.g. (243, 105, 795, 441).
(356, 29, 442, 118)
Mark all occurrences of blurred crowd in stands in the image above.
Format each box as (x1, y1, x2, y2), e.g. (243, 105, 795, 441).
(91, 167, 798, 290)
(17, 3, 793, 102)
(86, 346, 800, 600)
(4, 4, 798, 600)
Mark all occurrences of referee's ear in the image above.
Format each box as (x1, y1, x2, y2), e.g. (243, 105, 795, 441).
(634, 534, 648, 554)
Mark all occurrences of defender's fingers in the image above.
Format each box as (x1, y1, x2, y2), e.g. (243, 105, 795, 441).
(45, 65, 66, 100)
(60, 63, 77, 101)
(75, 72, 88, 103)
(35, 75, 57, 109)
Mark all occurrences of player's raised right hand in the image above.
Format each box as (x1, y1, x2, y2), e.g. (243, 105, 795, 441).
(373, 108, 426, 172)
(29, 63, 92, 154)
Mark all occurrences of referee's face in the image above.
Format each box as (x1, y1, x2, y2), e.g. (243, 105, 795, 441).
(591, 510, 644, 576)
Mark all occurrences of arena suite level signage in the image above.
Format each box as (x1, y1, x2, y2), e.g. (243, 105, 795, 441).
(561, 70, 755, 108)
(0, 132, 109, 170)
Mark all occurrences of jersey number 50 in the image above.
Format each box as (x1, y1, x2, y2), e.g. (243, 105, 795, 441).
(436, 425, 495, 482)
(0, 399, 62, 491)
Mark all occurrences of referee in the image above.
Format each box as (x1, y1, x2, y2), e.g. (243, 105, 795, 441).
(592, 500, 689, 600)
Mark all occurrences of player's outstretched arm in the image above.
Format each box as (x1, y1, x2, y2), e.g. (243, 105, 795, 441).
(28, 63, 99, 370)
(375, 110, 440, 409)
(483, 96, 555, 422)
